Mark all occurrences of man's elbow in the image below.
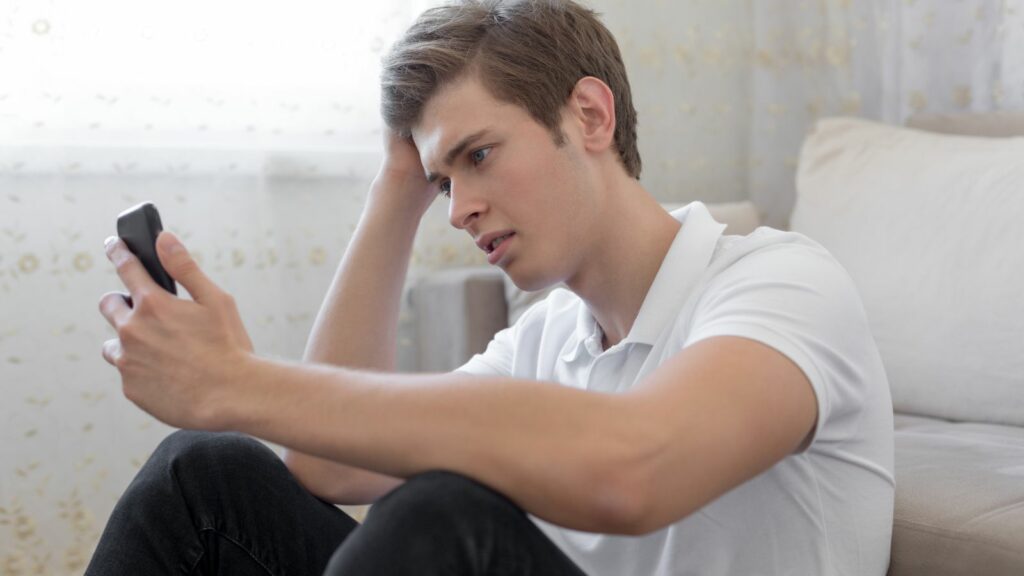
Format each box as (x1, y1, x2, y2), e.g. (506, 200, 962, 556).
(282, 449, 332, 500)
(586, 461, 665, 536)
(576, 412, 680, 535)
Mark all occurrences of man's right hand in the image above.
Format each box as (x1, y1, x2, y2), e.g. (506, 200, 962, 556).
(368, 130, 438, 219)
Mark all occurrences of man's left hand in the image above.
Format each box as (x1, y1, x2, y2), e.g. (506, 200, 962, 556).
(98, 231, 255, 430)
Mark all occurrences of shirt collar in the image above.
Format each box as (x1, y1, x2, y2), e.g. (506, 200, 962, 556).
(627, 201, 726, 345)
(560, 201, 727, 362)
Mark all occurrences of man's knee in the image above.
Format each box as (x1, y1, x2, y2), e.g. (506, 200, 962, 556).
(324, 471, 528, 574)
(368, 470, 521, 528)
(146, 429, 278, 485)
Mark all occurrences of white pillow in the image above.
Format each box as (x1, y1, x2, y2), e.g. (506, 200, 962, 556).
(792, 117, 1024, 426)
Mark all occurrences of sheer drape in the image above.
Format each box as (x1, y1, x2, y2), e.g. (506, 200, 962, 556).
(748, 0, 1024, 226)
(0, 1, 413, 175)
(0, 2, 480, 572)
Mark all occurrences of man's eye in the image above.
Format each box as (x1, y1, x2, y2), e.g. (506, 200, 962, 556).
(471, 147, 490, 164)
(439, 179, 452, 198)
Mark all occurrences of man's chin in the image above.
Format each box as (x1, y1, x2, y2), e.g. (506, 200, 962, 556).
(505, 268, 562, 293)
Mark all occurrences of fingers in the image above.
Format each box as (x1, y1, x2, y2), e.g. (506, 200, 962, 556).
(102, 338, 122, 366)
(155, 231, 221, 305)
(98, 291, 132, 329)
(105, 236, 159, 301)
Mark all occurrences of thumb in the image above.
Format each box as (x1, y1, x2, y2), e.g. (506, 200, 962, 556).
(156, 231, 219, 304)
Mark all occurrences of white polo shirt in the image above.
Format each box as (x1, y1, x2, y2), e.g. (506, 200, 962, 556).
(455, 202, 895, 576)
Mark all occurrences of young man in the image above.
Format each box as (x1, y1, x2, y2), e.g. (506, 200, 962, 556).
(88, 1, 894, 575)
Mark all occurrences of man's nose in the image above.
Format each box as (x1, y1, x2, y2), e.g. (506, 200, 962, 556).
(447, 182, 487, 230)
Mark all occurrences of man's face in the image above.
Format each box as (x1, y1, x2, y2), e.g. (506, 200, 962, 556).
(412, 76, 597, 291)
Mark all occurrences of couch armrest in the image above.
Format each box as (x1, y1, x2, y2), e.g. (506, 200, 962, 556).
(705, 200, 762, 235)
(410, 267, 508, 372)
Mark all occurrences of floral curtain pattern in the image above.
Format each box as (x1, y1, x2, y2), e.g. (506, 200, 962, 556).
(0, 0, 409, 175)
(746, 0, 1024, 226)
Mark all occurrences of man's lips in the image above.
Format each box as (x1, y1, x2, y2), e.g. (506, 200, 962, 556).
(475, 230, 516, 253)
(486, 232, 515, 265)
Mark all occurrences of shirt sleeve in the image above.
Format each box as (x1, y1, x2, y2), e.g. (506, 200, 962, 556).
(684, 239, 875, 450)
(453, 287, 573, 379)
(454, 322, 517, 377)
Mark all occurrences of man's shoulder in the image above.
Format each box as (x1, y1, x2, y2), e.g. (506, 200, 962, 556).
(711, 227, 831, 269)
(670, 226, 871, 352)
(702, 227, 853, 293)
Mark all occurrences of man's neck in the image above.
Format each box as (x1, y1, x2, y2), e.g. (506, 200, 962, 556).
(565, 179, 681, 350)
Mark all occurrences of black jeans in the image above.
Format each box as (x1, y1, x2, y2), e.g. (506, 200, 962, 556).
(84, 430, 588, 575)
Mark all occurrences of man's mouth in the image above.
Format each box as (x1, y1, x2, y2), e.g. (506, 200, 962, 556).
(487, 233, 514, 253)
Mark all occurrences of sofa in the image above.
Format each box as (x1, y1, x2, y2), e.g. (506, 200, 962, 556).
(408, 115, 1024, 575)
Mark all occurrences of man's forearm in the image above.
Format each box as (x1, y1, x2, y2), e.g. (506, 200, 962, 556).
(230, 355, 654, 534)
(303, 193, 423, 369)
(285, 183, 425, 501)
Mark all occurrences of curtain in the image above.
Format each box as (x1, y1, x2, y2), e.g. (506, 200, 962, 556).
(1, 1, 406, 173)
(748, 0, 1024, 226)
(0, 2, 480, 573)
(594, 0, 1023, 227)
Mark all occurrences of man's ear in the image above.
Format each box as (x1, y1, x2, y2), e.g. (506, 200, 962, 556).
(567, 76, 616, 154)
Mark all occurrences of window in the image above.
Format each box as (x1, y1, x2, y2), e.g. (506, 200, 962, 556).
(0, 1, 433, 174)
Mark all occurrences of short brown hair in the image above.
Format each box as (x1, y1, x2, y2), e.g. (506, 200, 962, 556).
(381, 0, 641, 179)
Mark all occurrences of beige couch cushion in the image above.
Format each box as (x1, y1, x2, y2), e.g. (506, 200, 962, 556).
(890, 414, 1024, 576)
(412, 267, 507, 372)
(792, 118, 1024, 426)
(906, 112, 1024, 138)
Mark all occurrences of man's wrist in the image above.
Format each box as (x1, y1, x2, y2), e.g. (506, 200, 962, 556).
(213, 351, 273, 433)
(366, 172, 435, 221)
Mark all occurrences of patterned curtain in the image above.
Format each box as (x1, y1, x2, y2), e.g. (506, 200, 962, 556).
(0, 1, 480, 573)
(748, 0, 1024, 226)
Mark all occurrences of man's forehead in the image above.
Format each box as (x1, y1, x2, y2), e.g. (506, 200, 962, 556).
(413, 121, 489, 152)
(414, 106, 491, 149)
(412, 77, 531, 174)
(412, 77, 516, 143)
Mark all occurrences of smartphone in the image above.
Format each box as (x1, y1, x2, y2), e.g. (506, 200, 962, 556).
(116, 202, 177, 296)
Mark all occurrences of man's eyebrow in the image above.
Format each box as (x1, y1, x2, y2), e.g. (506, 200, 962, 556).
(425, 129, 490, 183)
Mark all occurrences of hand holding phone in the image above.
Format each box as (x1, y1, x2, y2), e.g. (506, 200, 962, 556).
(116, 202, 177, 297)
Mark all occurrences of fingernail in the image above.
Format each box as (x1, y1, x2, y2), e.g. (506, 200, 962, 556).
(163, 232, 184, 254)
(104, 237, 127, 265)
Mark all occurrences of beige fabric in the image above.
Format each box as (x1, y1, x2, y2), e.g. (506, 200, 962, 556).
(792, 118, 1024, 426)
(890, 414, 1024, 576)
(906, 112, 1024, 138)
(411, 267, 506, 372)
(660, 200, 762, 236)
(704, 200, 762, 235)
